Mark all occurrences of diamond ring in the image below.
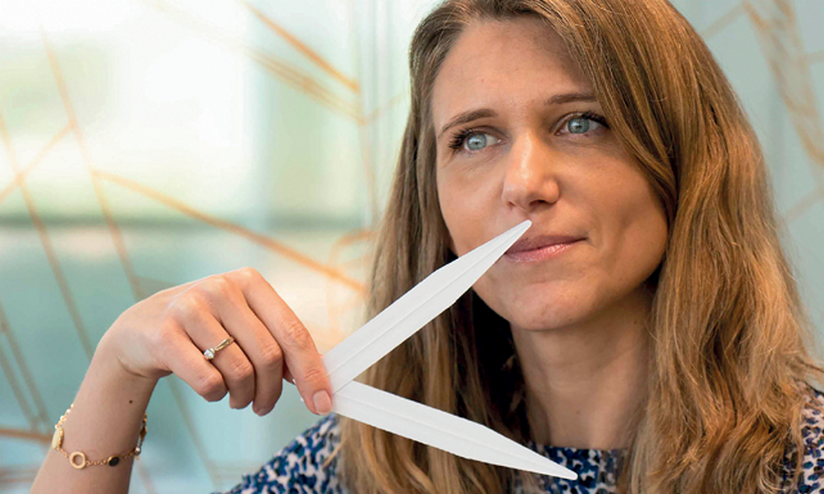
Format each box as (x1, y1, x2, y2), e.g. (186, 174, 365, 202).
(203, 337, 235, 360)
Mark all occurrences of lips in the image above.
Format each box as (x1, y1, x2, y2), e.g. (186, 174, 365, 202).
(505, 234, 585, 255)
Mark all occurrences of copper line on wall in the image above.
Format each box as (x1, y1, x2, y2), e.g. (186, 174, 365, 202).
(0, 348, 37, 431)
(3, 2, 817, 492)
(0, 302, 51, 434)
(164, 378, 221, 489)
(333, 250, 370, 270)
(0, 121, 158, 491)
(357, 118, 380, 225)
(40, 25, 163, 494)
(342, 255, 368, 269)
(142, 0, 361, 121)
(328, 229, 372, 271)
(345, 0, 380, 224)
(245, 46, 361, 120)
(93, 169, 366, 294)
(0, 125, 70, 206)
(332, 229, 373, 248)
(0, 110, 95, 360)
(701, 2, 746, 39)
(0, 427, 49, 444)
(136, 276, 176, 297)
(18, 3, 353, 493)
(235, 0, 360, 93)
(135, 460, 157, 494)
(354, 76, 377, 225)
(0, 311, 40, 432)
(325, 229, 370, 335)
(785, 189, 823, 224)
(774, 0, 793, 17)
(326, 292, 366, 336)
(363, 91, 406, 125)
(744, 1, 824, 214)
(358, 89, 407, 219)
(312, 328, 349, 354)
(40, 15, 356, 490)
(747, 0, 824, 144)
(40, 26, 145, 303)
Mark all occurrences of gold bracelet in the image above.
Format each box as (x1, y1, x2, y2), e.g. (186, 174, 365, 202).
(51, 403, 147, 469)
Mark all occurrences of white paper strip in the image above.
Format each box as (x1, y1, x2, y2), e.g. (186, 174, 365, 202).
(323, 220, 531, 394)
(333, 381, 578, 480)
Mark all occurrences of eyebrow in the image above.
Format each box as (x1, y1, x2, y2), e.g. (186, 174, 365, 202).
(436, 92, 597, 140)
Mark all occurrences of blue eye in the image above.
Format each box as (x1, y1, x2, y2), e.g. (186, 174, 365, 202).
(560, 112, 609, 135)
(447, 111, 609, 154)
(466, 133, 489, 150)
(449, 130, 500, 153)
(567, 117, 595, 133)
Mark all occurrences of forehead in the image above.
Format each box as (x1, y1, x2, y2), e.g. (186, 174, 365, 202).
(431, 17, 592, 127)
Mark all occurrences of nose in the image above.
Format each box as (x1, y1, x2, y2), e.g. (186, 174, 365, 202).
(501, 130, 561, 212)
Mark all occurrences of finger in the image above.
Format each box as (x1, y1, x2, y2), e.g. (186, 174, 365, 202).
(158, 323, 229, 403)
(283, 367, 296, 385)
(156, 275, 211, 300)
(228, 268, 332, 415)
(207, 285, 285, 416)
(177, 294, 257, 410)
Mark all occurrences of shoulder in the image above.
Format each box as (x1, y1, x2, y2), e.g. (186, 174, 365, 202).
(223, 413, 344, 494)
(784, 382, 824, 493)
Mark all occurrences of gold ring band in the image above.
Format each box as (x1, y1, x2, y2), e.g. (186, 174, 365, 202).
(204, 337, 235, 360)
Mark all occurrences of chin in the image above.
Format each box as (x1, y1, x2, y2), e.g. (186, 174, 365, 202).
(508, 308, 579, 332)
(490, 292, 589, 333)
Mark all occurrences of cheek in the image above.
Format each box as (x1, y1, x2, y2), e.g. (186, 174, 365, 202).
(436, 174, 457, 250)
(602, 183, 668, 282)
(437, 171, 494, 254)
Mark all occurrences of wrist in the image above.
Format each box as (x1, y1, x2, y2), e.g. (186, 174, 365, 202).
(51, 402, 147, 469)
(92, 335, 159, 393)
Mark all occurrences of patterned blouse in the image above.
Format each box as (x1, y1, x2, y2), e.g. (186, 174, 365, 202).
(224, 382, 824, 493)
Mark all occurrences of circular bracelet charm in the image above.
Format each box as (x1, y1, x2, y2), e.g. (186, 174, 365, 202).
(70, 451, 87, 469)
(52, 404, 147, 469)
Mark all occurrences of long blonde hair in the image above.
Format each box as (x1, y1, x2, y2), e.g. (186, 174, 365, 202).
(333, 0, 824, 492)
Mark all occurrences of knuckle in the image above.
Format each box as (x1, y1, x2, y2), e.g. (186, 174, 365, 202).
(227, 359, 255, 382)
(258, 343, 283, 370)
(239, 266, 260, 280)
(282, 318, 311, 347)
(150, 323, 179, 350)
(203, 275, 235, 299)
(171, 293, 206, 321)
(235, 267, 261, 286)
(196, 373, 225, 400)
(300, 365, 328, 388)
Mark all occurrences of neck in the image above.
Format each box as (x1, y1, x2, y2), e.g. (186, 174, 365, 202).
(512, 287, 653, 450)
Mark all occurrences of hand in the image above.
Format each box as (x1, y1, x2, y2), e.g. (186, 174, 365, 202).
(96, 267, 332, 416)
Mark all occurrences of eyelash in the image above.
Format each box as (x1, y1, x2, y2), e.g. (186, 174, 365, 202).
(447, 111, 610, 153)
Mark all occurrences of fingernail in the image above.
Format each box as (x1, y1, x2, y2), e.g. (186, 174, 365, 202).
(312, 390, 332, 415)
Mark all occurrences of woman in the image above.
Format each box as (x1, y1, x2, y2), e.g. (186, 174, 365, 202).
(31, 0, 824, 493)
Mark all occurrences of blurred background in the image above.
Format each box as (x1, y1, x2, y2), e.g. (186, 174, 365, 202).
(1, 0, 823, 492)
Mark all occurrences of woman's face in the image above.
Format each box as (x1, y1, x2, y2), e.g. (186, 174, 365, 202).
(432, 17, 668, 332)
